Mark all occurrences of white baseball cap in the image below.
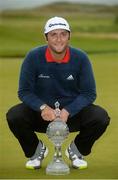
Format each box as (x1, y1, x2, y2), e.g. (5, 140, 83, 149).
(44, 16, 70, 34)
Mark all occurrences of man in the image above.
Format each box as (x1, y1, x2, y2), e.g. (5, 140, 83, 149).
(6, 16, 110, 170)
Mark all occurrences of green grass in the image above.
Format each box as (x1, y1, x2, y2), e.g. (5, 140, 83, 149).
(0, 3, 118, 57)
(0, 53, 118, 179)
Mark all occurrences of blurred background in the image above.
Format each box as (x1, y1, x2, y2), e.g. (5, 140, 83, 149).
(0, 0, 118, 179)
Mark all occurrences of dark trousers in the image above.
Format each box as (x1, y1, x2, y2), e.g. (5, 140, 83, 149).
(6, 103, 110, 157)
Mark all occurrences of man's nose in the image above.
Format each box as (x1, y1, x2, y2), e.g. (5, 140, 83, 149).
(56, 35, 61, 42)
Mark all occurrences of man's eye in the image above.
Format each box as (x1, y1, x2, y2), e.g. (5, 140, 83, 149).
(51, 33, 56, 37)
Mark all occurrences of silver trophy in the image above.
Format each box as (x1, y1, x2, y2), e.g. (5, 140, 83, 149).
(46, 101, 70, 175)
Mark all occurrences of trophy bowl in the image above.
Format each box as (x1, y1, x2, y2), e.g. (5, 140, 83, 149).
(46, 117, 69, 146)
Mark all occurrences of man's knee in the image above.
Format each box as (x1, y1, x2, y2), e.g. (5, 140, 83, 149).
(94, 105, 110, 128)
(6, 104, 24, 127)
(81, 104, 110, 128)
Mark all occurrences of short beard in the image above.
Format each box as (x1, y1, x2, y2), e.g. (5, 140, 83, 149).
(48, 44, 68, 55)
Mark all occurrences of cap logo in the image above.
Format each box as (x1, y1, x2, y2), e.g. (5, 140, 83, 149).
(49, 23, 66, 28)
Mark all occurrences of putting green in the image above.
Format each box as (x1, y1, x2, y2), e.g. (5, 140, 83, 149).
(0, 53, 118, 179)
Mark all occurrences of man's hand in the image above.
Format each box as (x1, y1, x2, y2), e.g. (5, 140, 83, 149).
(41, 105, 56, 121)
(60, 108, 69, 123)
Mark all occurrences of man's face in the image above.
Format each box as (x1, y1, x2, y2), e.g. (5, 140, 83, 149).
(46, 29, 70, 54)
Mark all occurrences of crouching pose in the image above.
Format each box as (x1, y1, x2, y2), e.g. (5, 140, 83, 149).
(6, 16, 110, 170)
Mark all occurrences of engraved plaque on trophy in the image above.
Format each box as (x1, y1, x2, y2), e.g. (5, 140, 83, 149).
(46, 101, 70, 175)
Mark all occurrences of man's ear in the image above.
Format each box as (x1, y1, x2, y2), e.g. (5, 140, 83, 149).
(68, 32, 71, 40)
(44, 34, 48, 41)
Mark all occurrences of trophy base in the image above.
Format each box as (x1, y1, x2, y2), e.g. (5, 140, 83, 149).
(46, 159, 70, 175)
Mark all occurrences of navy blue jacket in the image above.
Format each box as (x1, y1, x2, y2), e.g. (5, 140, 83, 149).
(18, 45, 96, 117)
